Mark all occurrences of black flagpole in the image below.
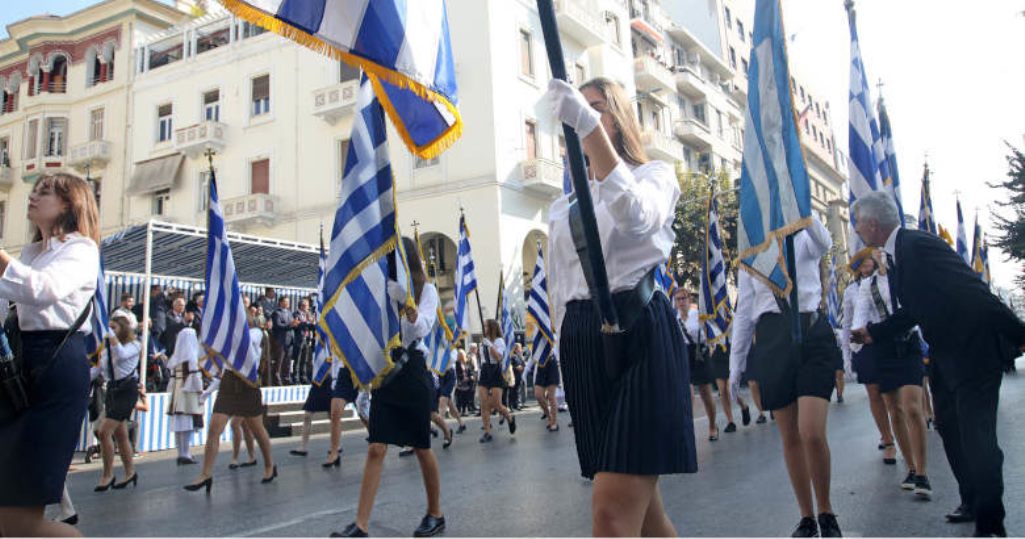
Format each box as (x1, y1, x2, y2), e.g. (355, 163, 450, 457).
(535, 0, 620, 333)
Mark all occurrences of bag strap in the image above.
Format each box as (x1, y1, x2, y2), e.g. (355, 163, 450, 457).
(30, 297, 93, 384)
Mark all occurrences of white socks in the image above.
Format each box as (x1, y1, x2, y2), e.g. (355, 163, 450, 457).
(177, 431, 193, 459)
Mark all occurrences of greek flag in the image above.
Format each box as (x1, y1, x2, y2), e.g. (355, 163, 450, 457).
(877, 97, 905, 226)
(736, 0, 812, 296)
(219, 0, 461, 159)
(200, 174, 254, 383)
(918, 163, 937, 234)
(453, 215, 478, 338)
(526, 244, 555, 368)
(826, 253, 841, 329)
(320, 77, 411, 390)
(982, 239, 992, 286)
(699, 192, 732, 349)
(86, 262, 111, 364)
(971, 216, 989, 283)
(654, 260, 677, 297)
(498, 279, 515, 371)
(311, 225, 332, 387)
(956, 199, 970, 265)
(846, 2, 891, 266)
(415, 229, 455, 374)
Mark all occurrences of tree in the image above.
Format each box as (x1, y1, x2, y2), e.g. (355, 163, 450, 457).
(989, 144, 1025, 285)
(670, 167, 738, 291)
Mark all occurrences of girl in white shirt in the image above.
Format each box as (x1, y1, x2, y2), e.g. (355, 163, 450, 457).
(94, 315, 141, 491)
(478, 319, 516, 443)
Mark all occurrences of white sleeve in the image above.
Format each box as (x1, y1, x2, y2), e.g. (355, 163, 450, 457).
(596, 161, 680, 238)
(409, 286, 438, 341)
(0, 241, 98, 307)
(852, 278, 873, 330)
(492, 338, 506, 359)
(800, 216, 832, 260)
(728, 270, 756, 379)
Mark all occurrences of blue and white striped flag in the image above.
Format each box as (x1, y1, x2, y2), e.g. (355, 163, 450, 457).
(699, 192, 732, 349)
(526, 244, 555, 368)
(219, 0, 461, 159)
(311, 224, 332, 387)
(498, 279, 515, 371)
(956, 199, 970, 265)
(982, 238, 992, 286)
(827, 253, 841, 329)
(453, 215, 478, 338)
(654, 260, 677, 297)
(877, 97, 905, 226)
(918, 163, 937, 235)
(200, 174, 254, 383)
(971, 215, 988, 282)
(736, 0, 812, 295)
(86, 261, 111, 364)
(319, 77, 411, 390)
(414, 228, 454, 374)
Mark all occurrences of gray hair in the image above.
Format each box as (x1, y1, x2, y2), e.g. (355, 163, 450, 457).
(852, 191, 900, 229)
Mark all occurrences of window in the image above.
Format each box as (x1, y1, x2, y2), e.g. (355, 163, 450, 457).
(152, 189, 170, 215)
(716, 109, 725, 139)
(337, 139, 350, 193)
(737, 20, 745, 41)
(524, 120, 538, 160)
(24, 119, 38, 159)
(728, 47, 737, 70)
(157, 104, 173, 142)
(414, 155, 439, 169)
(148, 37, 184, 70)
(251, 75, 270, 117)
(0, 137, 9, 167)
(203, 90, 220, 122)
(803, 118, 809, 134)
(605, 12, 621, 46)
(692, 103, 706, 125)
(46, 118, 67, 157)
(198, 170, 211, 212)
(799, 86, 805, 101)
(250, 158, 269, 194)
(196, 21, 231, 55)
(574, 64, 585, 84)
(0, 201, 5, 239)
(724, 7, 733, 29)
(242, 22, 266, 39)
(815, 102, 821, 118)
(49, 56, 68, 94)
(741, 58, 749, 74)
(89, 109, 104, 141)
(519, 29, 534, 78)
(339, 61, 360, 83)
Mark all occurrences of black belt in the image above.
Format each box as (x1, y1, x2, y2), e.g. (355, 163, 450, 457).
(610, 267, 658, 332)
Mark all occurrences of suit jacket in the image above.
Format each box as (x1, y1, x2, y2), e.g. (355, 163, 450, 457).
(868, 229, 1025, 389)
(163, 313, 199, 356)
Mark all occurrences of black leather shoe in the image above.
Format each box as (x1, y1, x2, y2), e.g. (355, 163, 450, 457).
(792, 517, 818, 537)
(289, 449, 308, 457)
(724, 422, 737, 433)
(818, 513, 842, 537)
(61, 513, 79, 525)
(973, 525, 1007, 537)
(456, 424, 466, 434)
(508, 416, 517, 435)
(399, 448, 415, 457)
(413, 514, 446, 537)
(741, 406, 752, 426)
(946, 504, 976, 523)
(331, 522, 368, 537)
(755, 414, 767, 424)
(177, 456, 197, 466)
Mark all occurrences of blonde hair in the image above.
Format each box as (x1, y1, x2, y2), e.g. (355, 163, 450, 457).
(579, 77, 649, 167)
(110, 316, 136, 345)
(32, 173, 101, 245)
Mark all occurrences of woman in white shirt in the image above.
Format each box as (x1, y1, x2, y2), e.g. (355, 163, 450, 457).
(165, 328, 204, 465)
(334, 238, 445, 538)
(94, 315, 141, 491)
(0, 173, 99, 537)
(545, 77, 695, 536)
(477, 319, 516, 444)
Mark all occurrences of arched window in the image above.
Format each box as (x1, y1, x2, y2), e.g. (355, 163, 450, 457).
(49, 55, 68, 93)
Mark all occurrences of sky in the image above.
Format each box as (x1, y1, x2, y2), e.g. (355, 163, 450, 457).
(3, 1, 1025, 288)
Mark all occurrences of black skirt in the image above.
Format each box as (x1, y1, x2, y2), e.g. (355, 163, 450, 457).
(560, 293, 697, 480)
(687, 344, 712, 386)
(437, 369, 456, 398)
(303, 377, 334, 412)
(0, 332, 89, 506)
(876, 337, 925, 393)
(368, 350, 432, 449)
(332, 367, 358, 402)
(105, 378, 140, 422)
(478, 362, 505, 389)
(709, 345, 731, 381)
(852, 347, 879, 385)
(533, 359, 561, 387)
(748, 312, 838, 411)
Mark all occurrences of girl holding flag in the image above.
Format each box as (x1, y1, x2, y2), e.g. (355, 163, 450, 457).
(478, 319, 517, 443)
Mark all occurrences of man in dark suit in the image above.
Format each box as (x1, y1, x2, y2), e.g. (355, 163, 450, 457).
(163, 297, 199, 356)
(270, 297, 297, 385)
(851, 192, 1025, 537)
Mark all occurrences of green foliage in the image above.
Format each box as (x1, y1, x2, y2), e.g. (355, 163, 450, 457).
(670, 167, 738, 290)
(988, 145, 1025, 285)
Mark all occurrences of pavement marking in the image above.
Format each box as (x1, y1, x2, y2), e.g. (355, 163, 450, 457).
(238, 506, 356, 537)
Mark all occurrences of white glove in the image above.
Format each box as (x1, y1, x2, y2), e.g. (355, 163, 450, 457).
(547, 79, 601, 138)
(386, 280, 406, 305)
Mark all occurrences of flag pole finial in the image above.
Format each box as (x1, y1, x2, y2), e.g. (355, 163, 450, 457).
(204, 148, 216, 173)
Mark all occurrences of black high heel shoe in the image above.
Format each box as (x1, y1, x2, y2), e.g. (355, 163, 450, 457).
(94, 477, 116, 492)
(183, 476, 213, 493)
(61, 514, 79, 525)
(443, 430, 453, 449)
(323, 456, 341, 468)
(261, 465, 278, 484)
(112, 472, 138, 489)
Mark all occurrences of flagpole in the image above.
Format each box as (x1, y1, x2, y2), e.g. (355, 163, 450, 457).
(460, 207, 488, 338)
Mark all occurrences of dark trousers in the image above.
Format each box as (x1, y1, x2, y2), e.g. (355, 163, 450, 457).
(270, 338, 289, 386)
(930, 365, 1005, 535)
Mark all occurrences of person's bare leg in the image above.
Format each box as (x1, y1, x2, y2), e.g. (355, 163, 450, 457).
(492, 390, 513, 423)
(900, 385, 928, 476)
(592, 472, 658, 536)
(442, 396, 463, 427)
(697, 384, 717, 436)
(750, 381, 765, 415)
(921, 376, 934, 423)
(194, 413, 229, 482)
(773, 403, 814, 518)
(414, 449, 443, 517)
(0, 506, 81, 537)
(834, 371, 845, 400)
(546, 385, 559, 428)
(243, 422, 256, 461)
(639, 483, 677, 537)
(328, 398, 347, 463)
(480, 387, 492, 434)
(534, 385, 550, 420)
(299, 412, 313, 452)
(867, 384, 895, 455)
(114, 422, 136, 478)
(354, 443, 388, 532)
(882, 391, 913, 471)
(243, 415, 275, 479)
(797, 396, 833, 515)
(97, 419, 117, 486)
(715, 379, 736, 424)
(230, 417, 243, 465)
(431, 412, 452, 440)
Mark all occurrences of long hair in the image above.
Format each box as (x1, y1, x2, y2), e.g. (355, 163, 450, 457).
(579, 77, 649, 167)
(401, 237, 426, 304)
(484, 319, 501, 340)
(31, 173, 101, 245)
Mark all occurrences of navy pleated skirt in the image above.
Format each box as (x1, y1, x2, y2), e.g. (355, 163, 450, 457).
(303, 377, 334, 412)
(560, 293, 697, 480)
(852, 346, 879, 385)
(368, 351, 432, 449)
(0, 332, 89, 506)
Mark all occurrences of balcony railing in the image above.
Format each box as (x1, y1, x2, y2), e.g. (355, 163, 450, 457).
(634, 55, 676, 93)
(222, 193, 277, 227)
(67, 140, 112, 171)
(675, 65, 706, 98)
(641, 129, 682, 163)
(22, 154, 65, 177)
(0, 166, 12, 189)
(174, 121, 227, 157)
(674, 118, 713, 150)
(312, 80, 359, 124)
(555, 0, 606, 46)
(519, 158, 564, 196)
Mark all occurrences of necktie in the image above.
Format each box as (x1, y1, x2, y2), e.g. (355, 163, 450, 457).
(885, 254, 900, 310)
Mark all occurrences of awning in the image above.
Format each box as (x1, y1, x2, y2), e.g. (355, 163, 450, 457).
(127, 153, 184, 195)
(101, 220, 320, 289)
(631, 18, 664, 44)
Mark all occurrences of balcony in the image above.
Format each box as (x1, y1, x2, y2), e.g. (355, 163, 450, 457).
(174, 121, 227, 158)
(67, 140, 112, 172)
(674, 118, 713, 150)
(0, 166, 12, 190)
(641, 129, 682, 163)
(519, 158, 564, 196)
(729, 80, 747, 103)
(312, 80, 359, 124)
(22, 154, 66, 178)
(634, 55, 675, 94)
(222, 193, 277, 227)
(555, 0, 606, 47)
(675, 65, 706, 99)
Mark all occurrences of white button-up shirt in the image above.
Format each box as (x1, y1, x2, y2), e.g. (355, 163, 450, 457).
(400, 283, 438, 356)
(841, 279, 862, 361)
(99, 340, 142, 381)
(548, 160, 680, 336)
(729, 217, 832, 379)
(0, 233, 99, 332)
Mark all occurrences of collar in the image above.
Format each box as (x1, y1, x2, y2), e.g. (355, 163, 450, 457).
(883, 227, 900, 258)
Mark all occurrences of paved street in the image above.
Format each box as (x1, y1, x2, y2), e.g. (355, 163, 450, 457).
(66, 360, 1025, 537)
